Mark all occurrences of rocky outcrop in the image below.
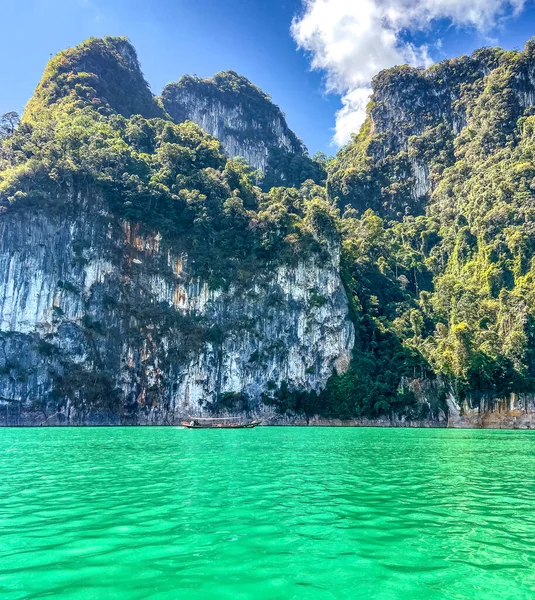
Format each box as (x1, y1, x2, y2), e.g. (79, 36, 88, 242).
(0, 194, 354, 425)
(446, 394, 535, 429)
(359, 43, 535, 209)
(161, 71, 304, 174)
(24, 36, 164, 122)
(407, 378, 535, 429)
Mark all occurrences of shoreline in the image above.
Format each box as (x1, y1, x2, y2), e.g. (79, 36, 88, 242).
(1, 420, 534, 430)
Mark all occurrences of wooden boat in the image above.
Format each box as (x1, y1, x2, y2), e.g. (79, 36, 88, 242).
(181, 417, 261, 429)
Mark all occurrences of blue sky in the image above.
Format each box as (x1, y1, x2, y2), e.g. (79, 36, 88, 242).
(2, 0, 535, 154)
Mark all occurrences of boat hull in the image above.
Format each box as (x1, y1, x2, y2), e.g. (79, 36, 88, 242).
(181, 422, 260, 429)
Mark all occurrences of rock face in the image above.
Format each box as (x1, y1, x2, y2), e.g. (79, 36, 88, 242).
(2, 194, 533, 427)
(364, 50, 505, 203)
(161, 71, 304, 174)
(407, 379, 535, 430)
(329, 41, 535, 217)
(0, 196, 354, 425)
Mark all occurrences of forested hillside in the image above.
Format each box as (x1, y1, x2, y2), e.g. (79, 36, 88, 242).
(321, 41, 535, 417)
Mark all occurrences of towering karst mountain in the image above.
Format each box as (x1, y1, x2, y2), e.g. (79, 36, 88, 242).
(329, 42, 535, 218)
(3, 36, 535, 427)
(0, 37, 352, 425)
(162, 72, 297, 169)
(24, 36, 165, 121)
(23, 35, 323, 188)
(162, 71, 325, 189)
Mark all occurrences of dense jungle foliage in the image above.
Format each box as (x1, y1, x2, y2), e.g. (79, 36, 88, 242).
(2, 35, 535, 419)
(320, 39, 535, 416)
(0, 37, 333, 288)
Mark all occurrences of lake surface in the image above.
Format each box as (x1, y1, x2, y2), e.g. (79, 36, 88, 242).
(1, 427, 535, 599)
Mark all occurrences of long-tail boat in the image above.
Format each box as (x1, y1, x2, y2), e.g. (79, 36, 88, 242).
(181, 417, 261, 429)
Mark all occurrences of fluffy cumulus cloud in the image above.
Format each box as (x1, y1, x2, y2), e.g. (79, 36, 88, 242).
(291, 0, 526, 146)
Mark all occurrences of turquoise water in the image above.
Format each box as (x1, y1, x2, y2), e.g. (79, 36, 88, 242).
(1, 428, 535, 599)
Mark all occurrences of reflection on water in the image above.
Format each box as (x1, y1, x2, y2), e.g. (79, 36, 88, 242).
(1, 427, 535, 599)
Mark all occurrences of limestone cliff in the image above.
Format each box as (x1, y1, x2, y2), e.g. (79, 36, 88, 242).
(161, 71, 307, 178)
(0, 195, 353, 425)
(4, 35, 535, 428)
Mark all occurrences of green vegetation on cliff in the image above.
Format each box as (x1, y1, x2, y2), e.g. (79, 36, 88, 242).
(263, 40, 535, 419)
(317, 39, 535, 415)
(24, 36, 164, 122)
(3, 35, 535, 420)
(0, 38, 334, 288)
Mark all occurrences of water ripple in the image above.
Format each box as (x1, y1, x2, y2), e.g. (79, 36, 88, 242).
(1, 427, 535, 599)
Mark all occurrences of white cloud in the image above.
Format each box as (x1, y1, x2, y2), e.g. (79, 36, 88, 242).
(333, 88, 372, 146)
(291, 0, 527, 146)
